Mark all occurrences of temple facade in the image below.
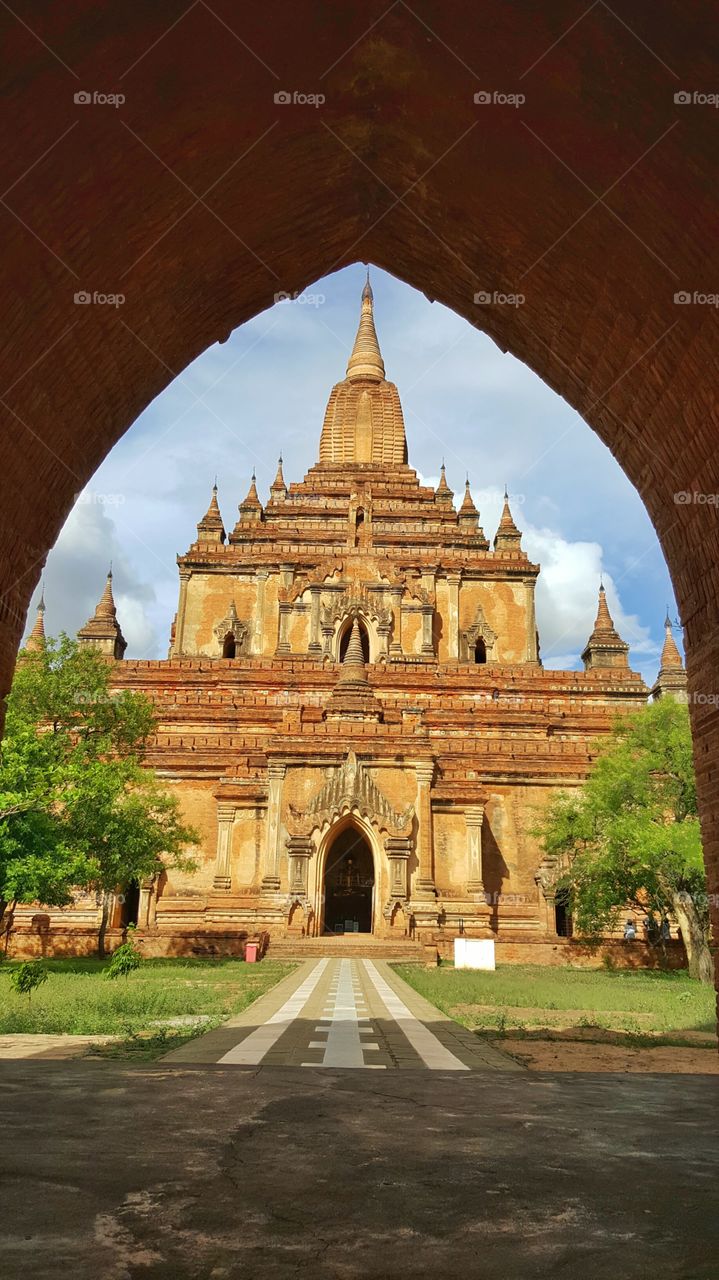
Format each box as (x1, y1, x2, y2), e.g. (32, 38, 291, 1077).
(18, 281, 687, 960)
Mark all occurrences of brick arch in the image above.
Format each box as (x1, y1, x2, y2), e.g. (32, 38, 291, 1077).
(1, 4, 717, 979)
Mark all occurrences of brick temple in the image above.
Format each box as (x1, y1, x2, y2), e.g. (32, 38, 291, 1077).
(20, 281, 686, 959)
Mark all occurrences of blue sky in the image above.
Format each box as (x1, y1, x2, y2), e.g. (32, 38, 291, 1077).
(27, 263, 680, 685)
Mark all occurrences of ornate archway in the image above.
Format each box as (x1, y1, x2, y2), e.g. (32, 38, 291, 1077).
(286, 751, 414, 933)
(321, 819, 376, 935)
(2, 4, 718, 998)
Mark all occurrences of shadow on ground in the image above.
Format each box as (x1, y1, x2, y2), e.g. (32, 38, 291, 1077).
(0, 1062, 717, 1278)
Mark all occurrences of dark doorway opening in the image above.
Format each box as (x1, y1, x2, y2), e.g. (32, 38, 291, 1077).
(339, 619, 370, 663)
(555, 888, 573, 938)
(120, 881, 140, 928)
(323, 828, 374, 934)
(474, 637, 487, 664)
(222, 632, 236, 658)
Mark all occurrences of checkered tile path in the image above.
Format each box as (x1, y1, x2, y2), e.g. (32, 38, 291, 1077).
(164, 959, 522, 1071)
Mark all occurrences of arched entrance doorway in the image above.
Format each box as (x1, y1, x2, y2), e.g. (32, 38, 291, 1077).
(323, 826, 375, 935)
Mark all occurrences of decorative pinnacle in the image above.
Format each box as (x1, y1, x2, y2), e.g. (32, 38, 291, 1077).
(335, 618, 371, 690)
(346, 273, 384, 381)
(660, 611, 684, 670)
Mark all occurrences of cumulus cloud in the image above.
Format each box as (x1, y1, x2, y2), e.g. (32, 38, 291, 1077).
(23, 495, 157, 657)
(475, 486, 658, 678)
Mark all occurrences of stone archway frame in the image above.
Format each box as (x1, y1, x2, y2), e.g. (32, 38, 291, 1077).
(320, 590, 394, 663)
(2, 1, 719, 1005)
(463, 604, 498, 663)
(315, 812, 380, 936)
(213, 602, 249, 657)
(286, 750, 415, 932)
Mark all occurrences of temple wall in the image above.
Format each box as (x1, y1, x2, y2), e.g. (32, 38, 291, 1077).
(459, 580, 530, 663)
(181, 573, 258, 655)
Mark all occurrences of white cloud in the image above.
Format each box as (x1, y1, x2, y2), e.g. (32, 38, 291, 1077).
(23, 495, 157, 658)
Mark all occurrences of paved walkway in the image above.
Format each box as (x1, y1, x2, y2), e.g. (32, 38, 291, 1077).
(164, 958, 521, 1070)
(0, 1033, 114, 1059)
(2, 1060, 718, 1279)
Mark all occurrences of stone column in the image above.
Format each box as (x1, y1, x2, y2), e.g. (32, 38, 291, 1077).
(137, 877, 155, 927)
(172, 568, 190, 656)
(447, 572, 461, 660)
(413, 760, 436, 896)
(389, 587, 403, 656)
(385, 835, 411, 899)
(213, 803, 235, 890)
(465, 803, 485, 893)
(276, 601, 292, 654)
(286, 833, 314, 896)
(275, 564, 294, 655)
(420, 604, 435, 656)
(261, 762, 287, 892)
(525, 576, 538, 663)
(253, 570, 269, 655)
(308, 587, 322, 654)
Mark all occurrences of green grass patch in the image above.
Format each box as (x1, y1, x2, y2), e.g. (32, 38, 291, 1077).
(0, 957, 295, 1044)
(393, 963, 717, 1040)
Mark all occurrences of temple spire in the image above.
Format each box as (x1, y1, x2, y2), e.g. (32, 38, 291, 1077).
(326, 616, 381, 721)
(318, 276, 407, 466)
(270, 455, 287, 502)
(25, 591, 46, 653)
(77, 570, 126, 660)
(435, 463, 454, 506)
(494, 488, 522, 550)
(458, 477, 479, 528)
(237, 471, 263, 525)
(651, 613, 687, 701)
(197, 482, 226, 544)
(346, 272, 385, 382)
(581, 583, 629, 671)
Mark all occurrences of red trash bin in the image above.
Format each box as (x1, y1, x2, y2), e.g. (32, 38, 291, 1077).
(245, 941, 259, 963)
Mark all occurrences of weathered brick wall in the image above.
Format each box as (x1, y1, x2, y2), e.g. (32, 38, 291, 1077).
(0, 3, 715, 997)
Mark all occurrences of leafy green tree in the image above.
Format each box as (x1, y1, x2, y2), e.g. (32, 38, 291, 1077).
(534, 700, 713, 984)
(10, 960, 48, 1000)
(0, 636, 198, 956)
(105, 933, 143, 980)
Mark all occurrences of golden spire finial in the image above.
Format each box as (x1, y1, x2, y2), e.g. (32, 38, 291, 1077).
(660, 613, 684, 670)
(346, 271, 385, 382)
(26, 591, 47, 652)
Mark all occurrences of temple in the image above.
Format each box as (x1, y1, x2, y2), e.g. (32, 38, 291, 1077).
(18, 281, 684, 960)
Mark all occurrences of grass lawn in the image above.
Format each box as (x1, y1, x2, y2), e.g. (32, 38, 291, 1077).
(394, 963, 717, 1046)
(0, 957, 296, 1059)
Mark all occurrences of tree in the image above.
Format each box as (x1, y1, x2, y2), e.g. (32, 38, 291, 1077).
(534, 700, 713, 984)
(105, 932, 143, 980)
(0, 636, 198, 956)
(10, 960, 48, 1000)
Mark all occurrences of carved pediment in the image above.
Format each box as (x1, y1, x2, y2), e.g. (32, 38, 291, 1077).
(289, 751, 414, 838)
(283, 559, 344, 603)
(320, 589, 392, 630)
(214, 601, 248, 650)
(464, 604, 497, 653)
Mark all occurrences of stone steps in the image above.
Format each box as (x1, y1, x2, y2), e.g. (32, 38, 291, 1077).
(268, 936, 424, 960)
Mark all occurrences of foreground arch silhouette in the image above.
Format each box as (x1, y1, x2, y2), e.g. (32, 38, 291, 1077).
(1, 3, 717, 995)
